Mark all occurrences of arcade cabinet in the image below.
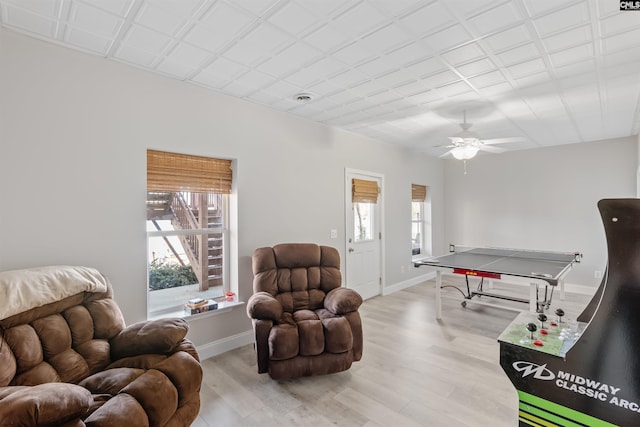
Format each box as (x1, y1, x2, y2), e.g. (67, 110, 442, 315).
(498, 199, 640, 426)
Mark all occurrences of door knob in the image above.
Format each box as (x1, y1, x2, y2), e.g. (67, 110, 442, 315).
(348, 248, 354, 253)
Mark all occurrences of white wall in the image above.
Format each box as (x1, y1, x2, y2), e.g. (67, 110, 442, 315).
(443, 137, 637, 288)
(0, 30, 443, 348)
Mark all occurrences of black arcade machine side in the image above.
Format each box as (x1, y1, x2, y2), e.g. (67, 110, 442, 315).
(498, 199, 640, 426)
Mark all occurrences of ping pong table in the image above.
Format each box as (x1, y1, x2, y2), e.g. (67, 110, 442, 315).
(414, 245, 581, 319)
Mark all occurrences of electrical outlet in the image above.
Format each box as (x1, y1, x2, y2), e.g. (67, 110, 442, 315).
(594, 270, 603, 279)
(401, 265, 405, 273)
(330, 229, 337, 239)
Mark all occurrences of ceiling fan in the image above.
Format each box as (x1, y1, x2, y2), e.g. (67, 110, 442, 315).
(438, 111, 523, 161)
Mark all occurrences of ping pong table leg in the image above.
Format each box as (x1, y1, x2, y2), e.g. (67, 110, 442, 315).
(436, 270, 442, 319)
(529, 283, 537, 313)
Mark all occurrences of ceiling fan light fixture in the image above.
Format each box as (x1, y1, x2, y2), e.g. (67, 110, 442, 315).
(451, 144, 479, 160)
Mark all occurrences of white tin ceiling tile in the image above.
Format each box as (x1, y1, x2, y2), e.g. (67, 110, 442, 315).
(80, 0, 134, 17)
(422, 24, 472, 53)
(165, 42, 210, 69)
(326, 89, 359, 104)
(398, 1, 454, 36)
(122, 24, 172, 54)
(440, 0, 504, 19)
(511, 71, 551, 89)
(331, 2, 387, 38)
(1, 0, 61, 18)
(468, 69, 505, 88)
(367, 90, 403, 104)
(156, 57, 195, 80)
(552, 59, 596, 80)
(233, 69, 277, 91)
(346, 79, 381, 97)
(114, 43, 157, 67)
(541, 24, 592, 53)
(262, 79, 304, 98)
(327, 68, 369, 88)
(404, 57, 447, 78)
(135, 2, 188, 35)
(495, 42, 541, 67)
(267, 2, 319, 37)
(601, 27, 640, 55)
(245, 89, 282, 105)
(1, 4, 56, 37)
(68, 2, 123, 38)
(220, 80, 254, 98)
(282, 68, 323, 89)
(482, 25, 531, 53)
(601, 46, 640, 69)
(147, 0, 203, 17)
(303, 23, 351, 53)
(303, 56, 347, 80)
(506, 58, 547, 79)
(370, 0, 423, 16)
(299, 0, 353, 19)
(65, 26, 112, 54)
(466, 1, 523, 36)
(359, 23, 413, 53)
(436, 80, 473, 97)
(332, 41, 376, 65)
(306, 79, 342, 97)
(199, 2, 255, 39)
(532, 2, 590, 37)
(393, 79, 426, 96)
(383, 42, 431, 68)
(200, 56, 249, 80)
(456, 58, 496, 77)
(374, 69, 416, 88)
(548, 43, 594, 68)
(599, 11, 640, 36)
(478, 81, 514, 96)
(183, 24, 230, 53)
(230, 0, 279, 16)
(190, 69, 232, 89)
(357, 56, 396, 78)
(419, 70, 460, 89)
(440, 42, 486, 66)
(522, 0, 582, 17)
(406, 89, 442, 105)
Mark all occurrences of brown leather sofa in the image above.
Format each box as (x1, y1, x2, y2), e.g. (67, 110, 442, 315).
(247, 243, 363, 380)
(0, 266, 202, 427)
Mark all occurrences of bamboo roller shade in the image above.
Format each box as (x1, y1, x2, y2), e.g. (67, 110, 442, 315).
(412, 184, 427, 202)
(352, 178, 379, 203)
(147, 149, 232, 194)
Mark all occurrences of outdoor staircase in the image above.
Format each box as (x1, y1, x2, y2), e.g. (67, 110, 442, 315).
(147, 191, 223, 291)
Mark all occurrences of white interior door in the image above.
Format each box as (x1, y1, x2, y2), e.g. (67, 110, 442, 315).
(345, 169, 383, 300)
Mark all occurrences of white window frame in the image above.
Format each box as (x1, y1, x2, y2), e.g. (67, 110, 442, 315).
(146, 193, 231, 318)
(411, 189, 432, 260)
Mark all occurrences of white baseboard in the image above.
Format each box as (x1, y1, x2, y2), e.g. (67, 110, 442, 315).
(196, 330, 254, 360)
(383, 272, 435, 296)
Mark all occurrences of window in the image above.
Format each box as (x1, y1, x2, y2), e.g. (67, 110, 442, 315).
(146, 150, 232, 316)
(352, 178, 380, 242)
(411, 184, 431, 258)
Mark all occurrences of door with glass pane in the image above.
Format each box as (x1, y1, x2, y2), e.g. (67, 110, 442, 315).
(345, 170, 383, 300)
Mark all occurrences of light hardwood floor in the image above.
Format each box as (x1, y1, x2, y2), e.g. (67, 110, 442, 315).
(193, 277, 592, 427)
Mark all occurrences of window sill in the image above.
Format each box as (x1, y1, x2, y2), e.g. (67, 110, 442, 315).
(148, 300, 245, 321)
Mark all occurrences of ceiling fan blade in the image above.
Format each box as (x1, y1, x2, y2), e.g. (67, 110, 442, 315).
(433, 144, 456, 148)
(478, 145, 506, 154)
(439, 149, 454, 158)
(481, 137, 524, 145)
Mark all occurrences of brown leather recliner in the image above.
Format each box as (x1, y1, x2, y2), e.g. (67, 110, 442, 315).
(246, 243, 363, 380)
(0, 266, 202, 427)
